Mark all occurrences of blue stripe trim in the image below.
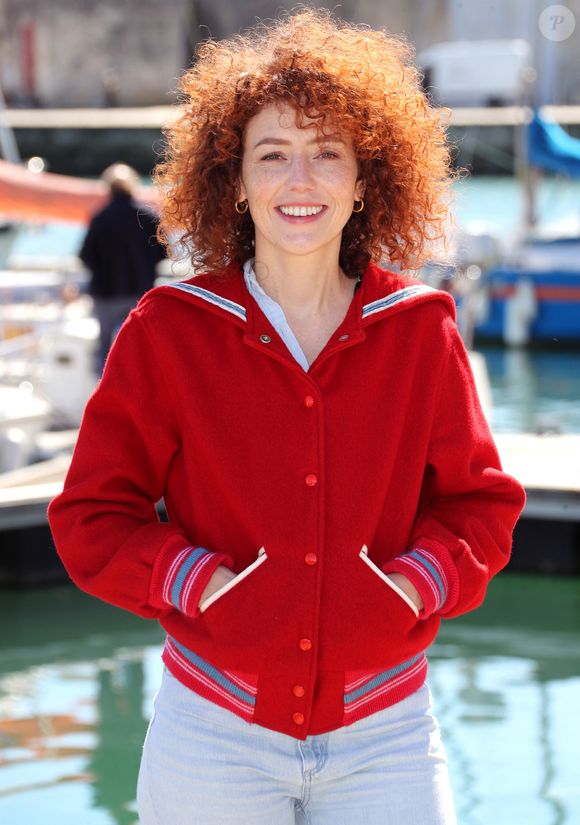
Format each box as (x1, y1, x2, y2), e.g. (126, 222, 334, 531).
(362, 285, 435, 318)
(344, 653, 425, 704)
(170, 637, 257, 706)
(168, 283, 247, 321)
(408, 550, 446, 604)
(170, 547, 207, 609)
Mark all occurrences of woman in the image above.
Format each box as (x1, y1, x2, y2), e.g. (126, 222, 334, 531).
(48, 9, 525, 824)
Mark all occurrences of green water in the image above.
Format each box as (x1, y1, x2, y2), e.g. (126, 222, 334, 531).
(1, 575, 579, 824)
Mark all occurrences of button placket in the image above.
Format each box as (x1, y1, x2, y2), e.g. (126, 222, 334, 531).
(289, 379, 320, 732)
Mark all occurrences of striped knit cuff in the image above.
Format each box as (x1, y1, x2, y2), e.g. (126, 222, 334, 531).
(151, 542, 233, 618)
(383, 547, 451, 619)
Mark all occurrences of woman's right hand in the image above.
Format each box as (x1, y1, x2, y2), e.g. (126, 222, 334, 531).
(199, 564, 237, 607)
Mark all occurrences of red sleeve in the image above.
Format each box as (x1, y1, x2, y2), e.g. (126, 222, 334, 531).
(383, 318, 526, 619)
(47, 309, 232, 619)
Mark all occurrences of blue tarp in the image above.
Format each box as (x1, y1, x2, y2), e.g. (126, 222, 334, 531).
(528, 109, 580, 177)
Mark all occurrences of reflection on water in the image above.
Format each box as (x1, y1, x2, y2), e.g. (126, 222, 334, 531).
(1, 576, 579, 824)
(0, 590, 163, 824)
(0, 659, 151, 825)
(480, 346, 580, 434)
(430, 572, 580, 825)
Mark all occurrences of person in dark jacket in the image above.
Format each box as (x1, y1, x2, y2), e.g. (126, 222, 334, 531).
(79, 163, 166, 372)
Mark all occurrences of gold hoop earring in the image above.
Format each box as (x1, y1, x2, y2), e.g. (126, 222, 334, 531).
(353, 199, 364, 213)
(235, 200, 249, 214)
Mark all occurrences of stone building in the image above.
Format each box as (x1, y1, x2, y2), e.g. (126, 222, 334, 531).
(0, 0, 578, 108)
(0, 0, 448, 108)
(1, 0, 196, 106)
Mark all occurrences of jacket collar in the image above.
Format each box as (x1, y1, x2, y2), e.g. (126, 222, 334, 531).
(150, 260, 455, 328)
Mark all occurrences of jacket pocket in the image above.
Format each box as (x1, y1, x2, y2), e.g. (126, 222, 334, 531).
(359, 544, 420, 618)
(318, 543, 425, 671)
(198, 546, 267, 613)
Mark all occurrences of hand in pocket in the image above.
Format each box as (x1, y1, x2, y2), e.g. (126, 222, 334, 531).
(359, 545, 421, 618)
(199, 565, 237, 608)
(387, 572, 424, 612)
(198, 547, 268, 613)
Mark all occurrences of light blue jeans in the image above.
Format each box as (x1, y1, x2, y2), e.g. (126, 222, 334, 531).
(137, 669, 457, 824)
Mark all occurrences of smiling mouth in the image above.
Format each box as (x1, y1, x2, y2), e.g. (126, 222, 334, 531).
(278, 205, 325, 217)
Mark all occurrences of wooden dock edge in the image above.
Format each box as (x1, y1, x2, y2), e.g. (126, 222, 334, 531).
(1, 432, 579, 530)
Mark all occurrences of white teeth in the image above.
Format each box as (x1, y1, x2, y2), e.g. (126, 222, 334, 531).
(279, 205, 324, 217)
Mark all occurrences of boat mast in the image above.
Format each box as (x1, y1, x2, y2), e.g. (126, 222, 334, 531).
(0, 84, 20, 164)
(514, 66, 538, 235)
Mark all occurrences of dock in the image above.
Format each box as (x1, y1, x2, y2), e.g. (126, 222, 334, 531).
(494, 433, 580, 520)
(0, 432, 578, 584)
(0, 455, 69, 530)
(4, 104, 580, 130)
(0, 432, 576, 523)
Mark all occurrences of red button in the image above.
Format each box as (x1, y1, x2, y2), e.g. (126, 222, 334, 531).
(292, 684, 305, 697)
(299, 638, 312, 651)
(304, 552, 317, 566)
(304, 395, 315, 408)
(305, 473, 318, 487)
(293, 712, 305, 725)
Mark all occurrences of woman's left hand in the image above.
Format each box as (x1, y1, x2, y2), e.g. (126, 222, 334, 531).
(387, 573, 424, 612)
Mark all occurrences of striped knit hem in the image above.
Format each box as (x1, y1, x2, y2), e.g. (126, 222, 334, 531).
(163, 638, 428, 732)
(343, 653, 428, 725)
(163, 636, 258, 723)
(383, 548, 449, 619)
(162, 545, 227, 617)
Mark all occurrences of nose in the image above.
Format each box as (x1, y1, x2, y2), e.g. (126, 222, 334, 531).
(288, 156, 315, 191)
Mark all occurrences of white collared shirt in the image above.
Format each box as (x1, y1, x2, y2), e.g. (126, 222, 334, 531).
(243, 258, 310, 371)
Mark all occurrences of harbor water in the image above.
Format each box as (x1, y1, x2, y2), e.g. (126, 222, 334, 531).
(1, 575, 579, 824)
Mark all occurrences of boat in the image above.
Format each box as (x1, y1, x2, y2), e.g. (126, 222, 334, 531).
(0, 80, 157, 224)
(453, 108, 580, 345)
(0, 271, 99, 472)
(0, 157, 158, 224)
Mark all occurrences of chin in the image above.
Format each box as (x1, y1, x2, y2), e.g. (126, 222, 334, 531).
(276, 238, 330, 257)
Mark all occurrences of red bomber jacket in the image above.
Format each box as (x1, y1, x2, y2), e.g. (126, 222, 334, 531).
(48, 262, 526, 739)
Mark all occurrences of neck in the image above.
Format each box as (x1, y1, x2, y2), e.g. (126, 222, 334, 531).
(252, 242, 353, 321)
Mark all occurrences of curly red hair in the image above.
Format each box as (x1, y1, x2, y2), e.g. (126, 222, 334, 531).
(154, 8, 457, 276)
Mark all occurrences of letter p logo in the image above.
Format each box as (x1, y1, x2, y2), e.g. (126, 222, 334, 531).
(539, 5, 576, 41)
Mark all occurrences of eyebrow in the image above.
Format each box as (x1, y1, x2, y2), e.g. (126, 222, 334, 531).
(252, 135, 345, 150)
